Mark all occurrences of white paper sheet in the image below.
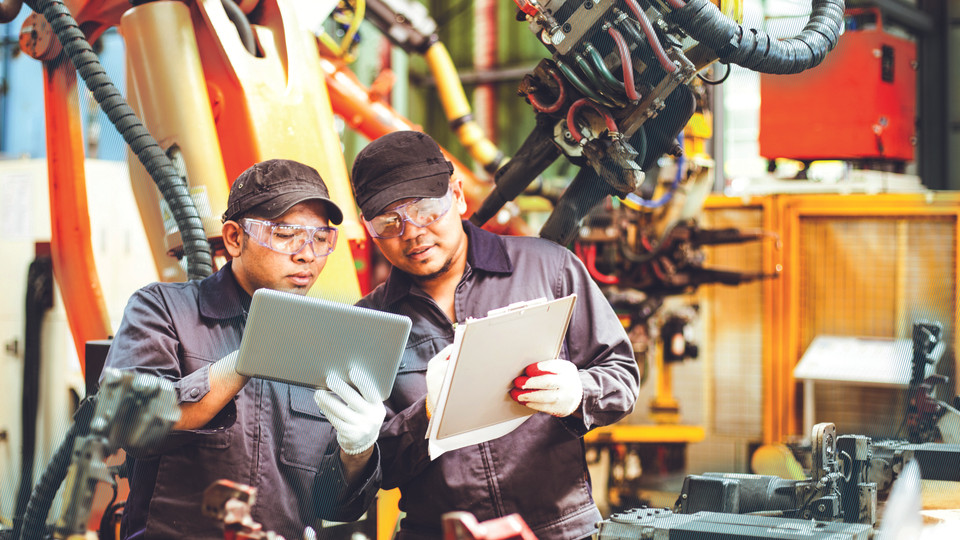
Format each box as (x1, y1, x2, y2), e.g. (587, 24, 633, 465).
(425, 295, 577, 460)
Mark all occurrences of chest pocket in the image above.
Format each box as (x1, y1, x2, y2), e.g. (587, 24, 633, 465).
(280, 385, 335, 472)
(395, 335, 449, 374)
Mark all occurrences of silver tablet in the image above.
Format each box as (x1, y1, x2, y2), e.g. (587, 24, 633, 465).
(235, 288, 411, 400)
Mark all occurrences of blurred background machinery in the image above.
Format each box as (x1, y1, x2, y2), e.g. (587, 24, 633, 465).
(1, 0, 959, 538)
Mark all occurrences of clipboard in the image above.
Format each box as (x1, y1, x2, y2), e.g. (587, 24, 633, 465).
(427, 294, 577, 459)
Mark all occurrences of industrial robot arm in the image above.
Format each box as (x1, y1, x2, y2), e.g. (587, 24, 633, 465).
(471, 0, 845, 245)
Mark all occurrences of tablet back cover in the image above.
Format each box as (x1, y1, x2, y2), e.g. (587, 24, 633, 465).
(236, 288, 411, 399)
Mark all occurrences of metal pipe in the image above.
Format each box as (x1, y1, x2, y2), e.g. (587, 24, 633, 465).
(426, 41, 505, 173)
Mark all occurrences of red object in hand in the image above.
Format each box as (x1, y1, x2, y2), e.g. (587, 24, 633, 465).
(509, 363, 555, 402)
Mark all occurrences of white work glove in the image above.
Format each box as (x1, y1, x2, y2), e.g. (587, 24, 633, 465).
(313, 369, 386, 455)
(510, 359, 583, 418)
(425, 344, 454, 418)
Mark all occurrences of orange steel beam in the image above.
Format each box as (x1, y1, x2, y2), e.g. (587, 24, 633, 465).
(318, 53, 532, 237)
(42, 55, 111, 371)
(22, 0, 135, 371)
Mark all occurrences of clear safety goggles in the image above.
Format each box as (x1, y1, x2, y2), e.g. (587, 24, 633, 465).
(363, 187, 453, 239)
(240, 218, 338, 257)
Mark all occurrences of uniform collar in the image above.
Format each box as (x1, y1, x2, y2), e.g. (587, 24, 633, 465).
(381, 220, 513, 307)
(198, 261, 250, 320)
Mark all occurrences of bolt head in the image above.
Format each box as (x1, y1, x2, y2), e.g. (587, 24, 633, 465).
(20, 12, 62, 62)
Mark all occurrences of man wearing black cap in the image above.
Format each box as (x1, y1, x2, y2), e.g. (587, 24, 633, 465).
(350, 131, 640, 540)
(102, 159, 382, 539)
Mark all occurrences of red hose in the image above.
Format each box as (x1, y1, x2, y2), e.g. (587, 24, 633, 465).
(625, 0, 678, 74)
(528, 67, 567, 114)
(651, 258, 668, 282)
(566, 98, 620, 144)
(607, 26, 641, 102)
(578, 242, 620, 285)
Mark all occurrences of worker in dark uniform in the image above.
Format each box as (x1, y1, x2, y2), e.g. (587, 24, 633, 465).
(103, 159, 382, 539)
(350, 131, 641, 540)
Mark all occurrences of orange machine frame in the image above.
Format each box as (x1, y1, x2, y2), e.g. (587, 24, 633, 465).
(24, 0, 525, 370)
(706, 192, 960, 445)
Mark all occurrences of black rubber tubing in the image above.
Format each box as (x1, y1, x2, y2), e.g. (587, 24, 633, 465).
(24, 0, 214, 279)
(671, 0, 845, 75)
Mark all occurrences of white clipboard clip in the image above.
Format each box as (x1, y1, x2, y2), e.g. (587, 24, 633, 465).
(485, 297, 548, 318)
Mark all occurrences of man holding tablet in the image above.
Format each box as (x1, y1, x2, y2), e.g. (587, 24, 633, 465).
(350, 131, 641, 540)
(102, 159, 382, 539)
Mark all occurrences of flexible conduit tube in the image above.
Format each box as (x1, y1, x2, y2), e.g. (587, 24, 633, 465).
(556, 59, 617, 108)
(627, 131, 683, 209)
(624, 0, 678, 74)
(426, 41, 505, 173)
(574, 53, 624, 107)
(527, 67, 567, 114)
(605, 27, 641, 101)
(566, 98, 619, 144)
(671, 0, 844, 74)
(24, 0, 213, 279)
(584, 43, 626, 94)
(17, 397, 97, 540)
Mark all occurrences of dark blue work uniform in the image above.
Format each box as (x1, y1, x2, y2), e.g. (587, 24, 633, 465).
(103, 263, 380, 539)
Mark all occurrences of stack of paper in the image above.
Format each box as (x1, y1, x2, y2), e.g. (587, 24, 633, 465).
(426, 294, 577, 459)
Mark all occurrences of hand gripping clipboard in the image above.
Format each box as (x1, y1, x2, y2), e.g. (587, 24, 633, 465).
(426, 294, 577, 459)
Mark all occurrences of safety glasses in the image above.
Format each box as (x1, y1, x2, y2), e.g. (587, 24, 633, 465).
(240, 218, 338, 257)
(363, 187, 453, 239)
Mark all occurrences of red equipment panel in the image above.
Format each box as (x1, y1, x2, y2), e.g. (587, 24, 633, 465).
(759, 9, 917, 162)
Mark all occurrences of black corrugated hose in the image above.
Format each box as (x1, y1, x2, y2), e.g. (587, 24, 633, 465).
(14, 396, 97, 540)
(23, 0, 214, 280)
(670, 0, 845, 75)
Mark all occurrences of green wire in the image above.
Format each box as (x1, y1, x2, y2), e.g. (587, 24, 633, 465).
(555, 59, 618, 109)
(585, 44, 627, 94)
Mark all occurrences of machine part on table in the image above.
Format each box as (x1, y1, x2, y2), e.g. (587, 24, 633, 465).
(869, 440, 960, 491)
(202, 479, 375, 540)
(596, 507, 873, 540)
(471, 0, 844, 245)
(904, 374, 960, 444)
(675, 423, 877, 526)
(441, 512, 538, 540)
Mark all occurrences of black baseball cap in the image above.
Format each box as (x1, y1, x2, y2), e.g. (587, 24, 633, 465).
(222, 159, 343, 225)
(350, 131, 454, 218)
